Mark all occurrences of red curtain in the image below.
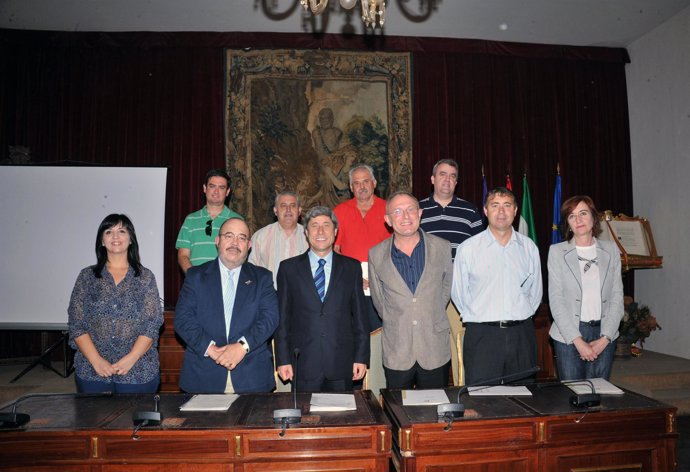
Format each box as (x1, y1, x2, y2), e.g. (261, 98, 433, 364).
(0, 30, 633, 304)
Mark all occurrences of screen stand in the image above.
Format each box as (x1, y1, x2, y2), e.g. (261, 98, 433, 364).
(11, 331, 74, 383)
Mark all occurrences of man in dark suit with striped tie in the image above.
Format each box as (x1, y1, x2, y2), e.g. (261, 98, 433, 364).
(275, 206, 370, 393)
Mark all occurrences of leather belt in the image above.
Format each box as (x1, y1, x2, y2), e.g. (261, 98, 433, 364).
(480, 319, 528, 328)
(581, 320, 601, 327)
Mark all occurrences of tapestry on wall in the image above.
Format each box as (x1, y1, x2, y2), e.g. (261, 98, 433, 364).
(225, 49, 412, 231)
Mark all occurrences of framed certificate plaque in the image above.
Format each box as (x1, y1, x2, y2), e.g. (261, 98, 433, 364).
(599, 211, 663, 271)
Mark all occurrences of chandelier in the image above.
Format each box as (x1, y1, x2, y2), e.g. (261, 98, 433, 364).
(300, 0, 386, 28)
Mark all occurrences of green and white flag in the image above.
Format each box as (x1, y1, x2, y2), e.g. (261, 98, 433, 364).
(518, 174, 537, 244)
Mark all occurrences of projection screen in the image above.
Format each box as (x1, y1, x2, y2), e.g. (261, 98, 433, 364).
(0, 166, 167, 329)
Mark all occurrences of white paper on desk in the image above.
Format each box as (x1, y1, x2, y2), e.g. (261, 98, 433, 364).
(402, 389, 450, 406)
(310, 393, 357, 412)
(361, 261, 370, 296)
(467, 385, 532, 396)
(179, 394, 239, 411)
(564, 378, 624, 395)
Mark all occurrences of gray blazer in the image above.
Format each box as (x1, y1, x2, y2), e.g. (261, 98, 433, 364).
(548, 238, 624, 344)
(368, 231, 453, 371)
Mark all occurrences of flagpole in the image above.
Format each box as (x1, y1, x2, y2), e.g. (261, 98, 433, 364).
(551, 163, 563, 244)
(481, 164, 488, 207)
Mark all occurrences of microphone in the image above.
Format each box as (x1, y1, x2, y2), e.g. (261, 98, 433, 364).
(131, 394, 162, 440)
(537, 379, 601, 408)
(563, 379, 601, 408)
(437, 366, 540, 420)
(0, 392, 113, 429)
(132, 394, 162, 426)
(273, 348, 302, 429)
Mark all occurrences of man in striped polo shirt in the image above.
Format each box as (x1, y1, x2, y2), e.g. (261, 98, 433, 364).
(419, 159, 483, 386)
(176, 169, 243, 274)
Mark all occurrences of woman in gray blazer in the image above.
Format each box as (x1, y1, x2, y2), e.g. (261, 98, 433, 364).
(548, 196, 624, 380)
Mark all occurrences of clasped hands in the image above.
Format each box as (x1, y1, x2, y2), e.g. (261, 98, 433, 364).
(574, 336, 610, 362)
(208, 342, 247, 370)
(92, 354, 136, 377)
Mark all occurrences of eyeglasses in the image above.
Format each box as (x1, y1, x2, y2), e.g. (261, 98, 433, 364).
(567, 210, 591, 221)
(388, 207, 418, 217)
(219, 232, 249, 243)
(205, 220, 212, 236)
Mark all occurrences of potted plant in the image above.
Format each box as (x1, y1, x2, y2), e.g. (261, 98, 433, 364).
(617, 296, 662, 357)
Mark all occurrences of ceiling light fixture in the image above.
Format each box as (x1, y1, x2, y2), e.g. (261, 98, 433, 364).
(300, 0, 386, 28)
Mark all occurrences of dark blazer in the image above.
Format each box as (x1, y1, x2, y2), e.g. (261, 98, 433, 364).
(175, 259, 279, 393)
(275, 251, 370, 387)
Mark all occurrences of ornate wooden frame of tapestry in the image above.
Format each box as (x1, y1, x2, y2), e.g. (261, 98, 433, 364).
(225, 49, 412, 231)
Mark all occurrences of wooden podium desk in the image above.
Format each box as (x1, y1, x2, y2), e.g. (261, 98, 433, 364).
(381, 385, 678, 472)
(0, 390, 391, 472)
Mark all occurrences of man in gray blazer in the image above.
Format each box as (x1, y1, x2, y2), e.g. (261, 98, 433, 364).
(368, 192, 453, 389)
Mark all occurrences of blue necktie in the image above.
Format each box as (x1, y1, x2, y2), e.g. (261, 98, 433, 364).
(314, 258, 326, 302)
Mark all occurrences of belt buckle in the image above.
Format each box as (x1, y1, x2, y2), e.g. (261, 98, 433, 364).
(499, 321, 510, 328)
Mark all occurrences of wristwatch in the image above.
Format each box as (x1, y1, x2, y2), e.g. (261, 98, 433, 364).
(238, 339, 249, 352)
(601, 334, 611, 343)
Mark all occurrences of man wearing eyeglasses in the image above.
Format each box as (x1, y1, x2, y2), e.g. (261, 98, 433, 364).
(368, 192, 454, 389)
(175, 217, 279, 393)
(176, 169, 243, 274)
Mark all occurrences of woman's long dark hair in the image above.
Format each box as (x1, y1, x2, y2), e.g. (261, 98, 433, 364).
(92, 214, 142, 278)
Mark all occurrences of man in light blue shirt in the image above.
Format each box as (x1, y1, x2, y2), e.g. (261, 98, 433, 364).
(452, 187, 542, 384)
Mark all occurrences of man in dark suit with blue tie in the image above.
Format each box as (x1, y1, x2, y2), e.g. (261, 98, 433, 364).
(275, 206, 370, 393)
(175, 218, 279, 393)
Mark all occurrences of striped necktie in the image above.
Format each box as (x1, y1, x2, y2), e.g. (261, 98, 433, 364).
(314, 258, 326, 302)
(224, 270, 235, 335)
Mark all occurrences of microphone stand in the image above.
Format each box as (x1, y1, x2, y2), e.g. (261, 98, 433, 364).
(273, 348, 302, 436)
(436, 366, 540, 431)
(131, 394, 162, 440)
(563, 379, 600, 407)
(536, 379, 601, 408)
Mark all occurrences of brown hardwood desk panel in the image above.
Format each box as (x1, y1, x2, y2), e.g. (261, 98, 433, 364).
(159, 310, 185, 392)
(0, 391, 391, 471)
(381, 385, 678, 472)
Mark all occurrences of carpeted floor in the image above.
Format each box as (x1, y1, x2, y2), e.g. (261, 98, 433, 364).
(610, 349, 690, 416)
(0, 361, 75, 409)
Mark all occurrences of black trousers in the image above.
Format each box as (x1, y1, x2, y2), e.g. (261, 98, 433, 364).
(297, 376, 354, 393)
(463, 320, 536, 385)
(384, 361, 450, 389)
